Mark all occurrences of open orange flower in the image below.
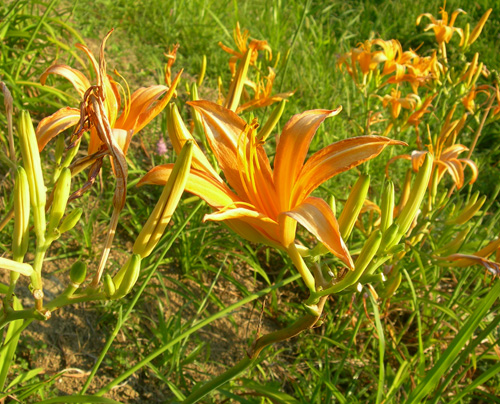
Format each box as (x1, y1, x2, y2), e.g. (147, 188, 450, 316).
(36, 30, 181, 155)
(417, 3, 465, 46)
(139, 101, 405, 290)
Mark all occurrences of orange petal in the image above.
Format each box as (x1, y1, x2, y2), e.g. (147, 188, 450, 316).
(189, 100, 274, 199)
(460, 158, 478, 184)
(36, 107, 81, 151)
(293, 136, 406, 205)
(138, 164, 238, 209)
(281, 196, 354, 269)
(40, 65, 91, 97)
(274, 108, 342, 211)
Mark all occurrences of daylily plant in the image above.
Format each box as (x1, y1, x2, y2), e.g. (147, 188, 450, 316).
(139, 101, 404, 291)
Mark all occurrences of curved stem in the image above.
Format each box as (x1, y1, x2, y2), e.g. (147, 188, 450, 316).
(181, 296, 328, 404)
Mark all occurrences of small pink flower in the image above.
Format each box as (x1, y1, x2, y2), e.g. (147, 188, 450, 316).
(156, 136, 168, 156)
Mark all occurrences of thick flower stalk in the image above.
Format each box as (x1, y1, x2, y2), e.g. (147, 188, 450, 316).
(139, 101, 405, 291)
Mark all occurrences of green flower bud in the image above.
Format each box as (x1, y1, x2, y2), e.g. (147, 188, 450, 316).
(133, 141, 193, 258)
(47, 168, 71, 235)
(58, 208, 83, 234)
(0, 257, 33, 277)
(69, 261, 87, 285)
(379, 181, 394, 233)
(18, 110, 46, 241)
(257, 100, 286, 142)
(104, 274, 116, 298)
(13, 167, 30, 260)
(113, 254, 142, 298)
(338, 174, 370, 241)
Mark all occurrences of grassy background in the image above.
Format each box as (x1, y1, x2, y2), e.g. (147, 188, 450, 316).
(1, 0, 500, 402)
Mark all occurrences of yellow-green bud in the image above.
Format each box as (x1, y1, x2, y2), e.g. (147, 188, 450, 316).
(257, 100, 287, 142)
(113, 254, 142, 298)
(47, 167, 71, 235)
(338, 174, 370, 241)
(104, 274, 116, 298)
(446, 194, 486, 225)
(133, 141, 193, 258)
(380, 268, 402, 299)
(379, 181, 394, 233)
(395, 153, 433, 237)
(55, 134, 65, 165)
(0, 257, 34, 277)
(69, 260, 87, 285)
(197, 55, 207, 87)
(378, 223, 400, 253)
(13, 167, 30, 260)
(18, 110, 46, 241)
(58, 208, 83, 234)
(434, 226, 471, 256)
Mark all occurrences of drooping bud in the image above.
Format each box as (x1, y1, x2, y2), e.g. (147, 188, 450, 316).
(446, 194, 486, 225)
(18, 110, 46, 241)
(58, 208, 83, 234)
(13, 167, 30, 260)
(47, 167, 71, 236)
(133, 141, 193, 259)
(338, 174, 370, 240)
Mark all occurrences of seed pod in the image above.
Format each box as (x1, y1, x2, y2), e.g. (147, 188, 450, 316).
(113, 254, 142, 298)
(47, 167, 71, 235)
(58, 208, 83, 234)
(104, 274, 116, 298)
(69, 260, 87, 286)
(13, 167, 30, 260)
(395, 153, 433, 237)
(379, 181, 394, 233)
(18, 110, 46, 240)
(338, 174, 370, 241)
(133, 141, 193, 258)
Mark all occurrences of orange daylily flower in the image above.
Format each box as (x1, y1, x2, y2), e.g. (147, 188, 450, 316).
(417, 3, 465, 46)
(218, 22, 272, 76)
(387, 52, 443, 93)
(236, 68, 294, 113)
(379, 88, 420, 119)
(139, 101, 405, 290)
(337, 40, 387, 85)
(372, 39, 417, 81)
(36, 30, 181, 155)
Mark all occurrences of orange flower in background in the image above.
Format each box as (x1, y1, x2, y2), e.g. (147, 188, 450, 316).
(372, 39, 417, 81)
(417, 3, 465, 46)
(36, 30, 181, 156)
(139, 101, 405, 290)
(337, 40, 387, 84)
(218, 22, 272, 75)
(379, 88, 420, 119)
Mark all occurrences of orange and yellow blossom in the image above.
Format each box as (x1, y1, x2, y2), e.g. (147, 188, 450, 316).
(139, 101, 405, 291)
(36, 30, 181, 156)
(416, 3, 465, 49)
(337, 41, 387, 85)
(379, 88, 420, 119)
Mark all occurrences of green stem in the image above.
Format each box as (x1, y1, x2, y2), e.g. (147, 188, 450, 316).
(181, 296, 327, 404)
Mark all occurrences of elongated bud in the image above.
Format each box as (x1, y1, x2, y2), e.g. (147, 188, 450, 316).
(13, 167, 30, 260)
(133, 141, 193, 258)
(378, 222, 400, 253)
(54, 134, 65, 165)
(435, 226, 471, 256)
(379, 181, 394, 233)
(380, 268, 402, 299)
(47, 167, 71, 235)
(58, 208, 83, 234)
(352, 230, 382, 277)
(395, 169, 412, 216)
(0, 257, 34, 277)
(197, 55, 207, 87)
(18, 110, 46, 241)
(69, 260, 87, 285)
(338, 174, 370, 240)
(257, 100, 286, 142)
(328, 194, 336, 217)
(468, 9, 492, 46)
(104, 274, 116, 298)
(225, 48, 253, 111)
(112, 254, 142, 298)
(446, 195, 486, 225)
(395, 153, 433, 237)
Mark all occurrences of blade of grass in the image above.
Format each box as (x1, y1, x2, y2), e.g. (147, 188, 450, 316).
(369, 291, 385, 404)
(406, 280, 500, 404)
